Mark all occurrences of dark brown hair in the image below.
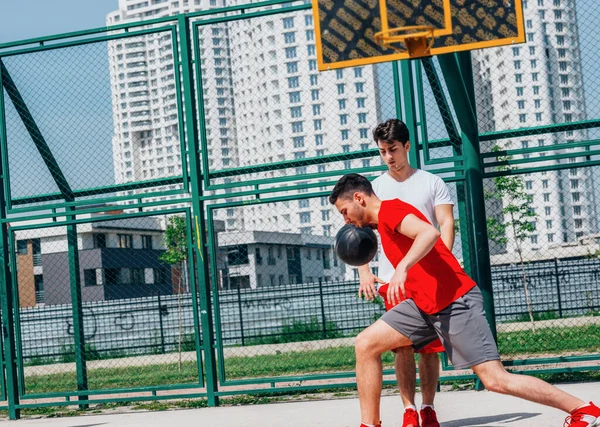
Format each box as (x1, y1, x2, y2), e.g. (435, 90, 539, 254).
(329, 174, 374, 204)
(372, 118, 410, 145)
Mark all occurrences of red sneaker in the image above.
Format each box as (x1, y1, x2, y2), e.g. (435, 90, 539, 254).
(564, 402, 600, 427)
(359, 424, 381, 427)
(420, 407, 440, 427)
(403, 408, 420, 427)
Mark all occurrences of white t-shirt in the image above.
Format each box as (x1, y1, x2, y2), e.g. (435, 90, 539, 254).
(372, 169, 454, 283)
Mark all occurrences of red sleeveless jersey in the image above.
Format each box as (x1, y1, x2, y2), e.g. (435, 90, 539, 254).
(378, 199, 475, 314)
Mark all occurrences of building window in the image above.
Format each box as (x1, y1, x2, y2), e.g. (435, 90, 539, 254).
(17, 240, 28, 255)
(255, 247, 263, 265)
(154, 268, 166, 284)
(322, 249, 331, 269)
(84, 269, 99, 287)
(228, 245, 249, 265)
(141, 235, 152, 249)
(117, 234, 133, 249)
(292, 121, 303, 133)
(283, 17, 294, 28)
(284, 32, 296, 43)
(105, 268, 119, 285)
(131, 268, 145, 284)
(300, 212, 311, 223)
(34, 275, 44, 303)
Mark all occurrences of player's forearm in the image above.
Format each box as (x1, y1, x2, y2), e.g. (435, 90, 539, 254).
(440, 221, 455, 251)
(357, 264, 371, 275)
(397, 228, 441, 271)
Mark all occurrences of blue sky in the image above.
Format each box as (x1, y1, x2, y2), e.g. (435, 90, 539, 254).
(0, 0, 117, 44)
(0, 1, 119, 198)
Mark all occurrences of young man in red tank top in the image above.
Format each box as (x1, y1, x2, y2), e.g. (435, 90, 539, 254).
(330, 173, 599, 427)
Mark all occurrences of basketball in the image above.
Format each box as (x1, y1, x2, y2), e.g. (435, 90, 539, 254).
(334, 224, 378, 267)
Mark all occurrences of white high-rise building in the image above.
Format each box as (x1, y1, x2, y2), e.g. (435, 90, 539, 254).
(107, 0, 381, 242)
(473, 0, 596, 253)
(107, 0, 231, 213)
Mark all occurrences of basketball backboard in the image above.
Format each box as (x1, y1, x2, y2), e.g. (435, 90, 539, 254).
(313, 0, 525, 70)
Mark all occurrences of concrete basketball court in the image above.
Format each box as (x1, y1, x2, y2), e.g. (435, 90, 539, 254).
(4, 381, 599, 426)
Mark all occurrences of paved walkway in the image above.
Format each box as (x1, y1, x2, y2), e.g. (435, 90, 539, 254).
(4, 381, 599, 426)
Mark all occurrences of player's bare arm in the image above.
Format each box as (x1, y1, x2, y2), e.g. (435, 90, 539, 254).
(434, 204, 455, 250)
(387, 214, 441, 305)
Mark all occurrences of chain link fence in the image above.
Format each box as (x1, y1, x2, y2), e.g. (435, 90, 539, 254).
(0, 0, 599, 416)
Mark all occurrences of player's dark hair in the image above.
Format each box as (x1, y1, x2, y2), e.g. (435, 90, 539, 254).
(329, 174, 374, 204)
(372, 118, 410, 145)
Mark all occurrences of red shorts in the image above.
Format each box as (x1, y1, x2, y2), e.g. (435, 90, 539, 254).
(378, 284, 445, 354)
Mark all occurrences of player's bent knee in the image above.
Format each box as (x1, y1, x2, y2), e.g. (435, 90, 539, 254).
(354, 330, 376, 356)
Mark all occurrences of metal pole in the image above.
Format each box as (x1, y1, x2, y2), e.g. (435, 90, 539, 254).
(438, 52, 497, 341)
(318, 278, 327, 339)
(158, 293, 166, 353)
(0, 60, 19, 420)
(554, 258, 563, 318)
(178, 15, 219, 406)
(237, 285, 245, 346)
(66, 209, 88, 407)
(400, 61, 421, 168)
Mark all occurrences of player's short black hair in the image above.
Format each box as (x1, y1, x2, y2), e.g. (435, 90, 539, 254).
(329, 174, 374, 204)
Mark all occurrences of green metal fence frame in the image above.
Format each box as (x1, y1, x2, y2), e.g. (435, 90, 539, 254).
(8, 208, 208, 403)
(0, 0, 598, 419)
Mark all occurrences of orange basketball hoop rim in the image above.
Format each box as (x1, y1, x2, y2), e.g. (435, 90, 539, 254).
(374, 25, 436, 58)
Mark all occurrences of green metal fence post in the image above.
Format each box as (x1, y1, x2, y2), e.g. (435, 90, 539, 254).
(0, 61, 19, 419)
(178, 15, 219, 406)
(0, 83, 19, 418)
(437, 52, 497, 341)
(420, 58, 472, 273)
(400, 61, 421, 168)
(392, 61, 403, 120)
(66, 207, 88, 406)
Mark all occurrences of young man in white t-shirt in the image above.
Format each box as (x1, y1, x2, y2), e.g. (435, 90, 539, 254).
(357, 119, 455, 427)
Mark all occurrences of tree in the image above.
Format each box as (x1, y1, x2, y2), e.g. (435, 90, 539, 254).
(486, 145, 538, 332)
(159, 215, 189, 370)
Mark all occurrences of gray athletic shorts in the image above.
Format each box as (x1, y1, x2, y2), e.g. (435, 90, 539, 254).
(380, 286, 500, 369)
